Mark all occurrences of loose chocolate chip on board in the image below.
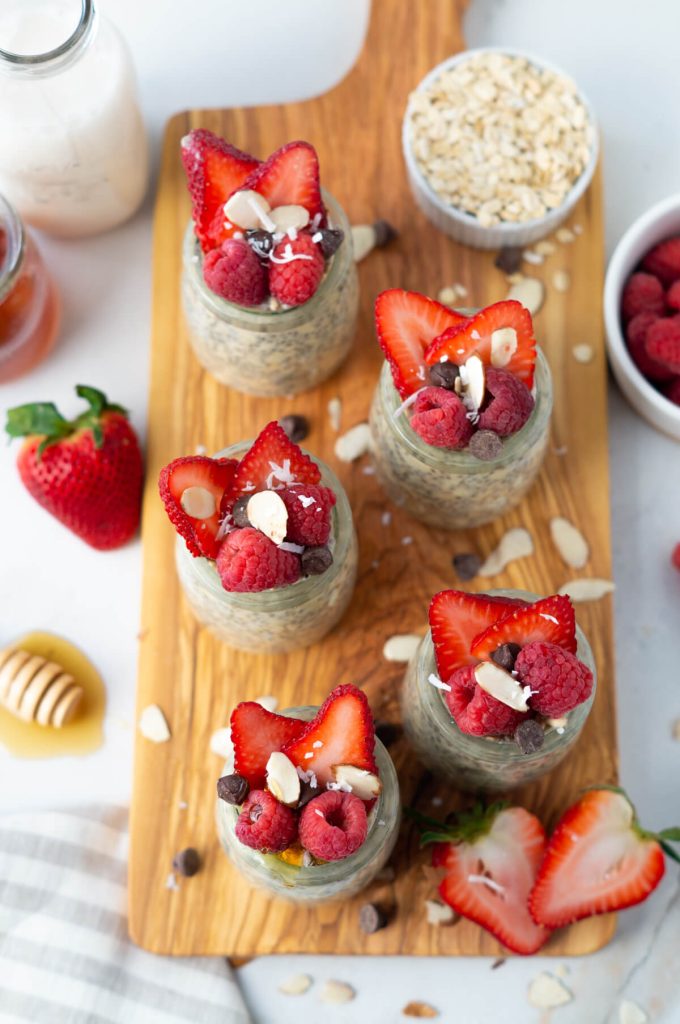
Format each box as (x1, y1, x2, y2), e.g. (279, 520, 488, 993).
(514, 719, 545, 754)
(318, 228, 345, 259)
(494, 246, 523, 275)
(373, 219, 398, 248)
(217, 773, 250, 805)
(452, 552, 482, 581)
(375, 721, 403, 747)
(279, 414, 310, 444)
(491, 642, 522, 671)
(172, 847, 201, 877)
(231, 496, 251, 528)
(468, 430, 503, 461)
(359, 902, 388, 934)
(429, 362, 460, 390)
(301, 545, 333, 575)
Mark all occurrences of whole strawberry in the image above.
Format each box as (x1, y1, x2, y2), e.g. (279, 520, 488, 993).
(6, 385, 144, 550)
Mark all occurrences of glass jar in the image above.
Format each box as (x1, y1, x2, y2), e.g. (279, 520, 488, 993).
(401, 590, 596, 792)
(175, 444, 359, 654)
(369, 349, 553, 529)
(181, 191, 359, 397)
(216, 705, 401, 903)
(0, 0, 149, 237)
(0, 195, 60, 382)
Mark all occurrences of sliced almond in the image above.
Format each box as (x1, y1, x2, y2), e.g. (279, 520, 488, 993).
(256, 694, 278, 712)
(209, 727, 233, 760)
(475, 662, 530, 712)
(351, 224, 377, 263)
(573, 343, 594, 363)
(619, 999, 648, 1024)
(139, 704, 171, 743)
(490, 327, 518, 368)
(319, 980, 355, 1005)
(424, 899, 457, 925)
(550, 516, 589, 569)
(266, 751, 301, 807)
(180, 486, 216, 520)
(478, 527, 534, 577)
(535, 240, 557, 256)
(223, 189, 272, 230)
(403, 1001, 439, 1018)
(279, 973, 313, 996)
(527, 972, 572, 1009)
(246, 490, 288, 544)
(459, 355, 486, 413)
(269, 204, 310, 233)
(327, 396, 342, 432)
(382, 634, 422, 662)
(330, 764, 382, 799)
(334, 422, 371, 462)
(506, 275, 545, 316)
(556, 227, 576, 244)
(553, 269, 571, 293)
(558, 578, 615, 602)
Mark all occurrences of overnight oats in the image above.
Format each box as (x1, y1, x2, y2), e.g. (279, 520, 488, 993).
(216, 684, 400, 902)
(159, 420, 358, 654)
(369, 291, 552, 528)
(402, 588, 596, 791)
(180, 130, 359, 396)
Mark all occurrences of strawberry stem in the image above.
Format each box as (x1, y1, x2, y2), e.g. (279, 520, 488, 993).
(406, 801, 508, 847)
(5, 384, 128, 458)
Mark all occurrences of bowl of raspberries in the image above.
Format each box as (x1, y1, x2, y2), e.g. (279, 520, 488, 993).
(604, 193, 680, 439)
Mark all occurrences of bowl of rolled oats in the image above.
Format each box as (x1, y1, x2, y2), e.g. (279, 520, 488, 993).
(403, 48, 598, 250)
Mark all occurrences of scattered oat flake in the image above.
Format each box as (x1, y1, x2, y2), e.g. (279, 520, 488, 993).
(573, 343, 594, 363)
(573, 223, 583, 235)
(334, 422, 371, 462)
(506, 275, 545, 316)
(523, 249, 544, 265)
(619, 999, 648, 1024)
(402, 1001, 439, 1018)
(550, 516, 589, 569)
(279, 973, 313, 996)
(209, 727, 233, 759)
(425, 899, 456, 925)
(438, 286, 457, 306)
(402, 535, 413, 545)
(478, 527, 533, 577)
(256, 695, 278, 712)
(319, 980, 355, 1005)
(327, 396, 342, 432)
(535, 240, 557, 256)
(552, 269, 571, 292)
(527, 972, 572, 1009)
(165, 872, 179, 891)
(558, 577, 615, 602)
(139, 704, 171, 743)
(556, 227, 576, 243)
(381, 510, 392, 526)
(383, 634, 421, 662)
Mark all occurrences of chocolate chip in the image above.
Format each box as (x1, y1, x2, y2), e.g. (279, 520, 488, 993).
(172, 847, 201, 877)
(375, 721, 403, 747)
(318, 228, 344, 259)
(373, 219, 398, 248)
(514, 719, 545, 754)
(491, 643, 521, 671)
(245, 229, 274, 259)
(279, 414, 309, 444)
(468, 430, 503, 461)
(429, 362, 460, 390)
(217, 773, 249, 805)
(232, 495, 251, 528)
(494, 246, 523, 275)
(301, 545, 333, 575)
(452, 552, 482, 581)
(359, 902, 388, 934)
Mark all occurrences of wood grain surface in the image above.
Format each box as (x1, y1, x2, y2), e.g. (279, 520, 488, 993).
(130, 0, 617, 957)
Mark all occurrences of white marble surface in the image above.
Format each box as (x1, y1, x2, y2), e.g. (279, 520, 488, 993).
(1, 1, 679, 1022)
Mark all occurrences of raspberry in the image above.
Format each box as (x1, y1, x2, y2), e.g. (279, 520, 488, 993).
(667, 281, 680, 312)
(444, 664, 526, 737)
(298, 791, 368, 862)
(234, 789, 298, 852)
(216, 527, 301, 592)
(203, 238, 267, 307)
(663, 377, 680, 406)
(478, 367, 535, 437)
(515, 641, 593, 717)
(269, 233, 325, 307)
(626, 312, 674, 382)
(672, 543, 680, 573)
(410, 386, 474, 449)
(645, 316, 680, 374)
(642, 236, 680, 286)
(620, 272, 665, 322)
(279, 483, 336, 547)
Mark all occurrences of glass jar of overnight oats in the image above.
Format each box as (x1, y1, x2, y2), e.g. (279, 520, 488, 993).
(215, 706, 400, 902)
(175, 444, 358, 654)
(401, 590, 596, 792)
(181, 191, 359, 397)
(369, 348, 553, 529)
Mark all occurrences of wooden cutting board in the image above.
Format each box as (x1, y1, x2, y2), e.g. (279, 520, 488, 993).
(130, 0, 617, 957)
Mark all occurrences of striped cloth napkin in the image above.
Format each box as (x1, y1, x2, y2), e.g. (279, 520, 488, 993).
(0, 805, 251, 1024)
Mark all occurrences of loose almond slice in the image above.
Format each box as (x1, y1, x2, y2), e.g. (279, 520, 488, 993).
(319, 980, 355, 1005)
(424, 899, 457, 925)
(139, 704, 171, 743)
(335, 423, 371, 462)
(330, 764, 382, 799)
(557, 578, 615, 602)
(279, 973, 313, 996)
(506, 275, 545, 315)
(266, 751, 301, 807)
(382, 634, 422, 662)
(527, 972, 572, 1009)
(403, 1001, 439, 1018)
(550, 516, 589, 569)
(478, 527, 534, 577)
(619, 999, 648, 1024)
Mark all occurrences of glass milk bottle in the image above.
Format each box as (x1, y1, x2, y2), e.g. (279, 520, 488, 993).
(0, 0, 149, 237)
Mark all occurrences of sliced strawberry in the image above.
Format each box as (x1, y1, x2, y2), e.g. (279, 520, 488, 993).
(425, 300, 537, 388)
(230, 702, 306, 789)
(241, 141, 324, 221)
(375, 289, 467, 399)
(181, 129, 260, 252)
(281, 684, 377, 788)
(428, 590, 524, 683)
(426, 805, 552, 955)
(228, 421, 321, 506)
(158, 455, 237, 559)
(529, 789, 669, 928)
(471, 595, 577, 660)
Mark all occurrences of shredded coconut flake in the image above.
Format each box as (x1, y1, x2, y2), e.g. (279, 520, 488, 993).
(393, 387, 427, 419)
(467, 874, 505, 895)
(278, 541, 304, 554)
(428, 673, 451, 692)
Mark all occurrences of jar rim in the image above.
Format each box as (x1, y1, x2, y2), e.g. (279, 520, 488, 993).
(0, 0, 95, 73)
(0, 194, 24, 302)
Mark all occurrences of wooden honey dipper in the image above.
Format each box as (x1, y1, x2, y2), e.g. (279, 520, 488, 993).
(0, 645, 84, 727)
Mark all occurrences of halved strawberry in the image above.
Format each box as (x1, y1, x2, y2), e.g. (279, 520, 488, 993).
(470, 595, 577, 660)
(181, 129, 260, 252)
(375, 290, 467, 399)
(422, 805, 552, 955)
(281, 684, 377, 788)
(425, 300, 537, 388)
(158, 455, 237, 559)
(428, 590, 524, 683)
(228, 421, 321, 506)
(240, 141, 324, 221)
(529, 789, 678, 928)
(230, 702, 306, 789)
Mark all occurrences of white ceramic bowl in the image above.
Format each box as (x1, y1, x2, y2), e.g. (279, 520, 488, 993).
(604, 193, 680, 441)
(402, 47, 599, 250)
